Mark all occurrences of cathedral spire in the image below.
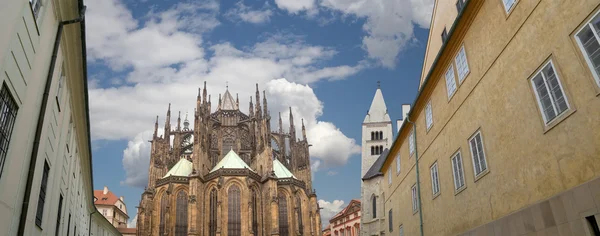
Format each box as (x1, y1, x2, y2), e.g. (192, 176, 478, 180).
(289, 107, 295, 138)
(263, 90, 268, 117)
(165, 103, 171, 135)
(302, 118, 307, 140)
(279, 112, 283, 134)
(236, 93, 239, 108)
(177, 111, 181, 131)
(203, 81, 207, 104)
(255, 84, 262, 119)
(218, 94, 222, 110)
(249, 96, 254, 117)
(153, 115, 159, 138)
(184, 112, 190, 130)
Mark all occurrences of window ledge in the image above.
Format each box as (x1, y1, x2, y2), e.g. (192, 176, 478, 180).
(473, 168, 490, 183)
(454, 186, 467, 196)
(412, 209, 419, 215)
(432, 192, 441, 200)
(542, 108, 576, 134)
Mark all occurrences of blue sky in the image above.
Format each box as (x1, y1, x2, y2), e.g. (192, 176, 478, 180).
(85, 0, 432, 226)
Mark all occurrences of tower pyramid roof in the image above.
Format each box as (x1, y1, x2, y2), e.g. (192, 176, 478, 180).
(163, 158, 193, 178)
(210, 149, 252, 172)
(363, 87, 391, 123)
(220, 89, 238, 110)
(273, 159, 296, 179)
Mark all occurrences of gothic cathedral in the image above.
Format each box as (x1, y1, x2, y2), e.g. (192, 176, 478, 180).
(136, 83, 322, 236)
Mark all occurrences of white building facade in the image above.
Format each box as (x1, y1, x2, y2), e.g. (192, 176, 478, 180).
(0, 0, 119, 235)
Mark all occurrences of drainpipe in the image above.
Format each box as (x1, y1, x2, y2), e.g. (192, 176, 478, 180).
(406, 117, 424, 236)
(17, 6, 86, 236)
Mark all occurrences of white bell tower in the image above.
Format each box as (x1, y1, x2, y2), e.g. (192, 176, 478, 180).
(361, 82, 393, 181)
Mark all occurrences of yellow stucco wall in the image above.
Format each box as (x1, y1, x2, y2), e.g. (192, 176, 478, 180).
(380, 0, 600, 235)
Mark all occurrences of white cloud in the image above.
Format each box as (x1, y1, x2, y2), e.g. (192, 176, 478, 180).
(88, 0, 364, 188)
(318, 199, 345, 222)
(327, 171, 338, 176)
(274, 0, 316, 14)
(225, 1, 273, 24)
(128, 214, 138, 228)
(272, 0, 434, 68)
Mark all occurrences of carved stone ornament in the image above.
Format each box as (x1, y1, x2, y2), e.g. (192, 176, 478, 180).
(189, 195, 197, 204)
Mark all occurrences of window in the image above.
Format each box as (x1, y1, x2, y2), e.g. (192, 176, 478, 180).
(430, 162, 440, 196)
(399, 225, 404, 236)
(456, 0, 465, 13)
(451, 152, 466, 191)
(586, 216, 600, 235)
(411, 184, 418, 213)
(176, 191, 188, 236)
(296, 196, 303, 234)
(576, 13, 600, 88)
(55, 194, 63, 236)
(372, 195, 377, 218)
(409, 128, 415, 156)
(209, 189, 217, 236)
(0, 84, 18, 180)
(469, 131, 488, 177)
(388, 209, 393, 232)
(425, 100, 433, 130)
(445, 65, 457, 98)
(228, 186, 241, 236)
(530, 60, 569, 124)
(441, 28, 448, 42)
(455, 45, 470, 83)
(502, 0, 516, 13)
(35, 161, 50, 226)
(278, 192, 289, 236)
(159, 194, 168, 236)
(66, 214, 71, 236)
(388, 168, 392, 185)
(251, 189, 258, 234)
(395, 154, 401, 174)
(30, 0, 42, 19)
(102, 209, 106, 215)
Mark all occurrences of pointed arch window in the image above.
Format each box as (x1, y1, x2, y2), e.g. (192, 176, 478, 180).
(278, 192, 289, 236)
(372, 195, 377, 218)
(371, 131, 374, 140)
(251, 189, 259, 234)
(296, 196, 304, 234)
(159, 194, 168, 236)
(209, 189, 218, 236)
(228, 185, 241, 236)
(175, 191, 188, 236)
(371, 146, 375, 155)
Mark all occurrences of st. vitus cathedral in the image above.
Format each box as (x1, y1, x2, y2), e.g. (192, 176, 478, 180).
(136, 82, 322, 236)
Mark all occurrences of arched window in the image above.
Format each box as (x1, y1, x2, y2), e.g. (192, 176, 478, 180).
(372, 195, 377, 218)
(209, 189, 218, 236)
(159, 194, 168, 236)
(296, 196, 303, 234)
(175, 191, 188, 236)
(251, 189, 258, 234)
(371, 132, 374, 140)
(228, 185, 241, 236)
(379, 131, 383, 139)
(278, 192, 289, 236)
(379, 146, 383, 154)
(370, 146, 374, 155)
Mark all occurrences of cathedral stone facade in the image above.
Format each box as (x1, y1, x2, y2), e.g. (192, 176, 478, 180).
(136, 83, 322, 236)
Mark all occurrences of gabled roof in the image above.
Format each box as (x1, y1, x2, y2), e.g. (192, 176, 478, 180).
(362, 148, 389, 180)
(363, 88, 391, 123)
(273, 159, 296, 179)
(220, 89, 238, 110)
(163, 158, 193, 178)
(210, 149, 253, 172)
(93, 190, 119, 206)
(330, 199, 361, 222)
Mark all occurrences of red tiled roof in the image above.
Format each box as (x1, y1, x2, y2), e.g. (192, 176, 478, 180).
(118, 228, 137, 234)
(330, 199, 361, 222)
(94, 190, 119, 205)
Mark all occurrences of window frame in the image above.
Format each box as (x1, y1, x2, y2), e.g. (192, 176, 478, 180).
(445, 64, 458, 100)
(399, 225, 404, 236)
(451, 150, 466, 193)
(411, 184, 418, 214)
(0, 83, 19, 180)
(388, 168, 392, 185)
(409, 128, 415, 157)
(529, 59, 571, 125)
(35, 160, 50, 227)
(574, 10, 600, 89)
(425, 100, 433, 131)
(455, 45, 470, 84)
(395, 153, 401, 175)
(388, 209, 393, 232)
(501, 0, 518, 14)
(430, 162, 440, 198)
(468, 130, 489, 179)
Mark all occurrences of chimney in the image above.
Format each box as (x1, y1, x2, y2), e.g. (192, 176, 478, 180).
(120, 196, 124, 201)
(103, 186, 108, 194)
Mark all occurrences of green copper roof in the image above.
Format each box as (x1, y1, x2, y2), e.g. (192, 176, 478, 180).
(273, 159, 296, 179)
(163, 158, 193, 178)
(210, 149, 253, 172)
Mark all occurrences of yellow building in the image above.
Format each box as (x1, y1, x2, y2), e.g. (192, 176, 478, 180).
(376, 0, 600, 235)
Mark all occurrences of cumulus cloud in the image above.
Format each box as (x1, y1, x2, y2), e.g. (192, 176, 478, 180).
(272, 0, 434, 68)
(88, 0, 363, 188)
(318, 199, 345, 223)
(225, 1, 273, 24)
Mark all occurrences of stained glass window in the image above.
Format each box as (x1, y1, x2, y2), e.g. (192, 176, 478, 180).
(278, 192, 289, 236)
(175, 191, 188, 236)
(159, 193, 168, 236)
(252, 189, 258, 234)
(209, 189, 218, 236)
(228, 185, 241, 236)
(296, 196, 303, 234)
